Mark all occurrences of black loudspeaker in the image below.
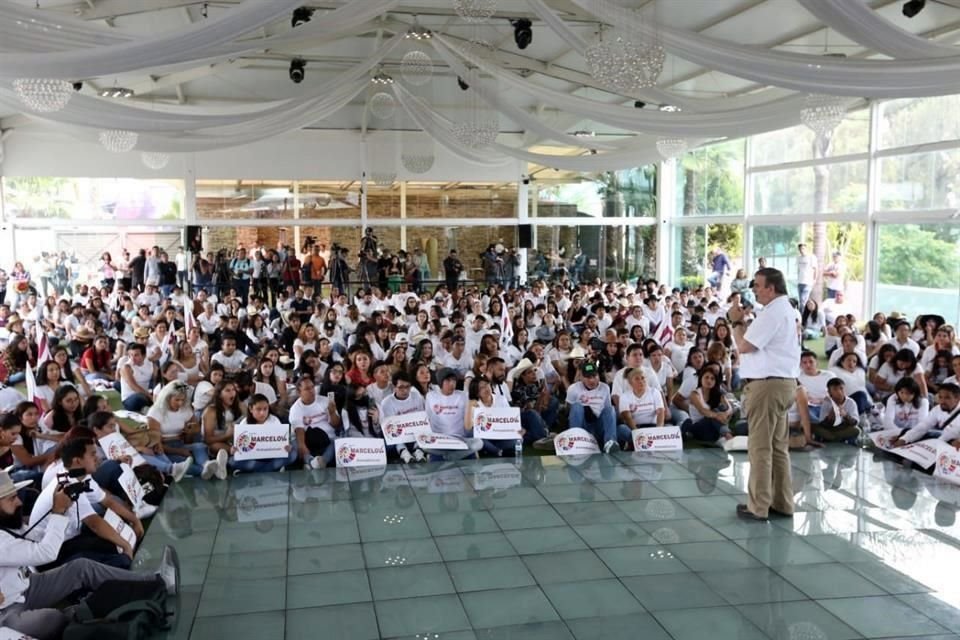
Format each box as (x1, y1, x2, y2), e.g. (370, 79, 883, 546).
(186, 225, 203, 252)
(518, 224, 533, 248)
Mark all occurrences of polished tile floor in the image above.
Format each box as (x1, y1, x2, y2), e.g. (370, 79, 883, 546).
(133, 446, 960, 640)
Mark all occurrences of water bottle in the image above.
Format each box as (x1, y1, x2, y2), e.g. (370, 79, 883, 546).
(857, 414, 871, 448)
(515, 438, 523, 460)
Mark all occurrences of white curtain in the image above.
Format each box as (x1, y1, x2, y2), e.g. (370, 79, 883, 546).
(0, 0, 131, 51)
(796, 0, 957, 59)
(0, 0, 399, 80)
(570, 0, 960, 98)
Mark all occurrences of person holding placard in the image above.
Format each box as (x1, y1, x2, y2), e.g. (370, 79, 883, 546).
(424, 368, 483, 461)
(201, 380, 245, 480)
(229, 394, 296, 474)
(883, 377, 929, 432)
(566, 361, 620, 454)
(341, 383, 381, 438)
(290, 376, 341, 469)
(893, 383, 960, 447)
(618, 367, 666, 434)
(466, 377, 515, 457)
(379, 371, 427, 463)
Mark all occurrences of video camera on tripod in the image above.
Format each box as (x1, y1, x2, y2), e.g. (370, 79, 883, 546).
(57, 468, 94, 502)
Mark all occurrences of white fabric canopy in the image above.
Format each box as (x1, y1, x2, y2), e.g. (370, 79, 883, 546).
(0, 1, 131, 51)
(570, 0, 960, 98)
(796, 0, 957, 59)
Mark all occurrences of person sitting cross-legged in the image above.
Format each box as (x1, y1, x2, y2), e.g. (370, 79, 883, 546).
(812, 378, 861, 444)
(566, 361, 620, 454)
(0, 470, 180, 640)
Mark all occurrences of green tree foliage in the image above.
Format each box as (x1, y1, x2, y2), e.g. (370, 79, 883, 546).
(878, 224, 960, 289)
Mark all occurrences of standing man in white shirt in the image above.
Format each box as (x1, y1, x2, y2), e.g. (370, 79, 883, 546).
(730, 268, 800, 521)
(796, 243, 818, 308)
(822, 251, 845, 300)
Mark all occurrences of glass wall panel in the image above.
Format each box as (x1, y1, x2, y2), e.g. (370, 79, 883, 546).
(536, 168, 656, 219)
(405, 182, 518, 220)
(3, 177, 184, 220)
(748, 111, 869, 166)
(751, 160, 867, 215)
(876, 224, 960, 324)
(297, 181, 361, 220)
(196, 180, 296, 220)
(531, 224, 656, 283)
(879, 95, 960, 150)
(671, 223, 743, 290)
(878, 148, 960, 211)
(675, 139, 745, 216)
(536, 179, 603, 218)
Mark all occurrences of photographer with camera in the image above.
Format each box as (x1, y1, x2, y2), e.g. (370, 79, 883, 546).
(328, 245, 350, 299)
(29, 438, 144, 569)
(0, 469, 178, 640)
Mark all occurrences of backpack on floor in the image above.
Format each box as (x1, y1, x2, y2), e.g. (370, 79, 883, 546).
(62, 578, 171, 640)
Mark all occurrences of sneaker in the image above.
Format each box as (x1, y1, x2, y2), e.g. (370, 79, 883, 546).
(156, 545, 180, 596)
(413, 449, 426, 463)
(201, 460, 217, 480)
(603, 440, 620, 454)
(215, 449, 228, 480)
(400, 449, 413, 464)
(309, 456, 326, 470)
(171, 458, 191, 483)
(532, 435, 556, 451)
(136, 503, 157, 519)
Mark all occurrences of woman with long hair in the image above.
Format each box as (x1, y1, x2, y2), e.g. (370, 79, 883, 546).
(9, 401, 55, 479)
(801, 299, 825, 340)
(686, 365, 734, 444)
(39, 385, 84, 452)
(883, 377, 929, 432)
(465, 376, 514, 457)
(149, 380, 216, 480)
(202, 380, 245, 462)
(411, 338, 436, 371)
(340, 383, 381, 438)
(2, 333, 33, 384)
(229, 393, 297, 474)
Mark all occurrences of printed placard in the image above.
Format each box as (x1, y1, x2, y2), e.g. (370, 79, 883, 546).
(0, 627, 37, 640)
(721, 435, 749, 452)
(118, 463, 144, 510)
(632, 426, 683, 452)
(234, 423, 291, 461)
(382, 411, 432, 445)
(416, 433, 469, 450)
(473, 407, 523, 441)
(235, 478, 289, 523)
(336, 465, 387, 483)
(933, 441, 960, 486)
(104, 508, 137, 551)
(98, 432, 147, 468)
(335, 437, 388, 467)
(893, 440, 941, 469)
(869, 428, 902, 450)
(471, 463, 523, 490)
(554, 428, 601, 456)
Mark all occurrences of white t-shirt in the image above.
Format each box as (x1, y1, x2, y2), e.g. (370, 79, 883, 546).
(618, 388, 664, 425)
(379, 389, 425, 418)
(147, 403, 195, 438)
(797, 253, 818, 285)
(211, 350, 246, 372)
(565, 381, 612, 415)
(120, 358, 154, 401)
(668, 343, 691, 374)
(611, 366, 659, 401)
(827, 366, 867, 397)
(887, 337, 921, 357)
(290, 396, 336, 439)
(253, 381, 278, 405)
(798, 370, 834, 408)
(884, 395, 930, 431)
(425, 389, 467, 436)
(32, 470, 106, 541)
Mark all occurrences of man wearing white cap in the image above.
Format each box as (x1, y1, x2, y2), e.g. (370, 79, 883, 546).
(0, 471, 179, 639)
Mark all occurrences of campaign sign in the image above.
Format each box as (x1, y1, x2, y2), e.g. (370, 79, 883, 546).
(416, 433, 469, 450)
(473, 407, 523, 440)
(98, 432, 147, 467)
(336, 465, 388, 483)
(471, 463, 523, 490)
(933, 441, 960, 486)
(382, 412, 432, 445)
(118, 463, 144, 510)
(632, 426, 683, 452)
(554, 428, 601, 457)
(104, 508, 137, 551)
(235, 477, 289, 523)
(234, 423, 290, 461)
(335, 437, 388, 468)
(869, 428, 902, 451)
(893, 440, 941, 469)
(427, 467, 468, 493)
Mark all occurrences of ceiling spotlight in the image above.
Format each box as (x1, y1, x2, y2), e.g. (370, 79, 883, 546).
(291, 6, 314, 28)
(457, 76, 470, 91)
(372, 71, 394, 85)
(511, 19, 533, 50)
(659, 104, 681, 113)
(405, 24, 432, 40)
(634, 100, 646, 109)
(98, 87, 134, 99)
(902, 0, 926, 17)
(72, 81, 83, 92)
(289, 58, 306, 84)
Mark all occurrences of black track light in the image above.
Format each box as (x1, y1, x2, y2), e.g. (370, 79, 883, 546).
(292, 6, 314, 28)
(902, 0, 926, 17)
(634, 100, 646, 109)
(511, 19, 533, 50)
(72, 81, 83, 92)
(457, 76, 470, 91)
(289, 58, 306, 84)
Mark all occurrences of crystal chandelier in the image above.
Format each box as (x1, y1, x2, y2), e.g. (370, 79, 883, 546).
(369, 92, 396, 120)
(371, 70, 394, 86)
(451, 121, 498, 148)
(401, 50, 433, 86)
(586, 29, 665, 95)
(800, 93, 846, 139)
(141, 151, 170, 170)
(99, 129, 138, 153)
(656, 138, 687, 161)
(453, 0, 497, 23)
(12, 78, 74, 113)
(405, 24, 432, 40)
(451, 67, 497, 148)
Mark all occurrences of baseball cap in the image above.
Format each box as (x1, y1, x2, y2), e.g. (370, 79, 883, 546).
(581, 362, 599, 377)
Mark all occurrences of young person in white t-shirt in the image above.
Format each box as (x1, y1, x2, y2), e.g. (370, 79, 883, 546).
(379, 370, 427, 463)
(423, 368, 483, 461)
(289, 376, 340, 469)
(566, 361, 619, 454)
(618, 368, 666, 434)
(229, 393, 297, 474)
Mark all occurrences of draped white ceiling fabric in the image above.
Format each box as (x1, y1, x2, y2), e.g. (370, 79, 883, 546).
(569, 0, 960, 98)
(796, 0, 957, 59)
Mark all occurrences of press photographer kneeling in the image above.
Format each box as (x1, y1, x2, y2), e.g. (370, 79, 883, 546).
(0, 461, 178, 639)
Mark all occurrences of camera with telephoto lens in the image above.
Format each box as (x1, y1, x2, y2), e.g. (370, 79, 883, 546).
(57, 469, 94, 502)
